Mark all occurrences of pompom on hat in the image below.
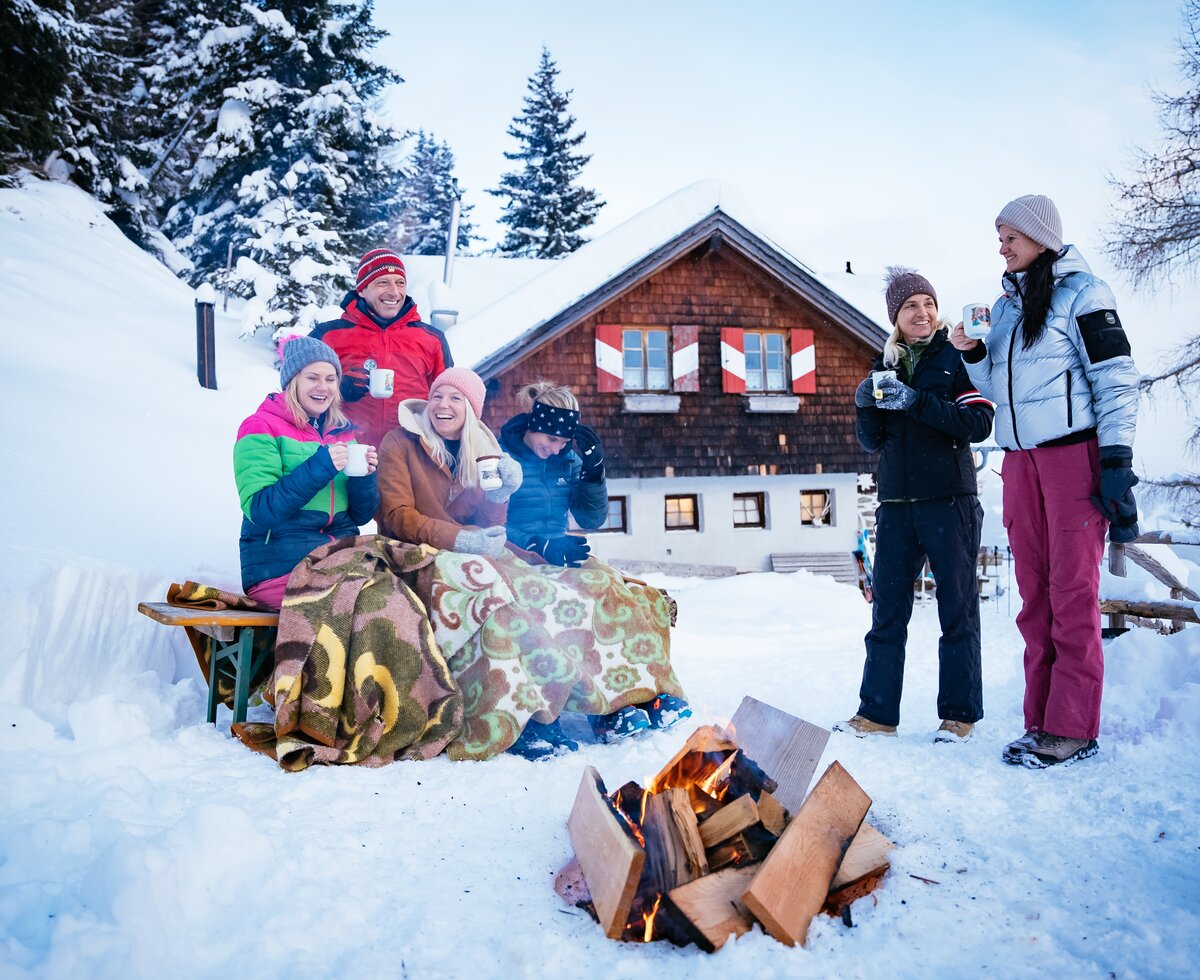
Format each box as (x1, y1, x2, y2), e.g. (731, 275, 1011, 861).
(356, 247, 407, 292)
(279, 335, 341, 390)
(995, 195, 1063, 252)
(429, 367, 486, 419)
(884, 266, 938, 325)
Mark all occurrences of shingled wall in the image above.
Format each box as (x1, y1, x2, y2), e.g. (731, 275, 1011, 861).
(479, 242, 882, 479)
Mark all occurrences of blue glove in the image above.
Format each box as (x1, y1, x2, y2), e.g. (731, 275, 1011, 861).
(876, 377, 918, 411)
(528, 534, 591, 567)
(854, 377, 877, 408)
(484, 455, 523, 503)
(339, 370, 369, 403)
(1092, 445, 1140, 543)
(454, 526, 508, 558)
(574, 423, 605, 482)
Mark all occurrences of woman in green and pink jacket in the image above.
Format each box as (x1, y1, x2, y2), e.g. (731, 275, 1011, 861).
(234, 336, 380, 608)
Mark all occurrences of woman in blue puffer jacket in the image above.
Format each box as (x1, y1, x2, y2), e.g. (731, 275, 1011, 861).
(499, 380, 691, 746)
(950, 194, 1141, 770)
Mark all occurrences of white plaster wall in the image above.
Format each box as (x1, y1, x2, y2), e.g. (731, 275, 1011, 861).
(587, 472, 861, 573)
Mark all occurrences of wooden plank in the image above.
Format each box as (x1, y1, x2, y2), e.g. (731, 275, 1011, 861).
(1099, 599, 1198, 624)
(741, 761, 871, 947)
(829, 820, 893, 891)
(757, 791, 788, 837)
(567, 766, 645, 939)
(664, 866, 758, 953)
(643, 788, 709, 894)
(138, 601, 279, 629)
(729, 696, 830, 814)
(698, 793, 759, 848)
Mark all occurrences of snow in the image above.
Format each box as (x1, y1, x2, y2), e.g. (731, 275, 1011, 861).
(2, 180, 1200, 976)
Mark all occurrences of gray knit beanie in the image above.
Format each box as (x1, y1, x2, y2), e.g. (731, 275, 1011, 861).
(884, 266, 938, 325)
(995, 194, 1063, 251)
(279, 335, 342, 389)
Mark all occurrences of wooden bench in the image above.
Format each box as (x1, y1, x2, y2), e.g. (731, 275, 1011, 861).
(769, 552, 860, 587)
(137, 602, 278, 725)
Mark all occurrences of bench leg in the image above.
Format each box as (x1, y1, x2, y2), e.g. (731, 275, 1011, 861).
(232, 627, 255, 726)
(206, 635, 221, 724)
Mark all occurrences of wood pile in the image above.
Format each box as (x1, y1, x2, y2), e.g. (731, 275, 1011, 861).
(554, 696, 894, 950)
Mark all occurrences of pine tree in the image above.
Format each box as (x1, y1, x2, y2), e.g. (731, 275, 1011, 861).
(0, 0, 81, 181)
(490, 47, 604, 257)
(1107, 0, 1200, 523)
(396, 130, 479, 256)
(158, 0, 404, 335)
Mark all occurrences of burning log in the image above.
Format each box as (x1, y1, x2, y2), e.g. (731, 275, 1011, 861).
(705, 824, 777, 871)
(741, 761, 872, 947)
(698, 792, 759, 848)
(567, 766, 645, 939)
(642, 788, 709, 893)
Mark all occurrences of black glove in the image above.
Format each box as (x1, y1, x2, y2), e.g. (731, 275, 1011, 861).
(573, 423, 604, 481)
(1092, 444, 1140, 543)
(340, 370, 369, 403)
(876, 377, 918, 411)
(854, 377, 877, 408)
(529, 534, 591, 567)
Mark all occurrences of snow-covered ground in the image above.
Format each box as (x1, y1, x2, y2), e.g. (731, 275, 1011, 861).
(2, 181, 1199, 978)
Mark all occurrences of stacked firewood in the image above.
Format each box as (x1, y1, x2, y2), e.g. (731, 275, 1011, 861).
(554, 697, 894, 951)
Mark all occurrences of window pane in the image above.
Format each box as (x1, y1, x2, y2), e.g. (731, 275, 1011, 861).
(733, 492, 763, 528)
(665, 495, 697, 530)
(800, 490, 832, 526)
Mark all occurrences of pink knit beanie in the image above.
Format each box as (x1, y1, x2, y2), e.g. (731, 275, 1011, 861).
(429, 367, 486, 419)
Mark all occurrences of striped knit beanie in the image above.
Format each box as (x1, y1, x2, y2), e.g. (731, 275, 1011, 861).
(995, 195, 1063, 251)
(356, 247, 407, 292)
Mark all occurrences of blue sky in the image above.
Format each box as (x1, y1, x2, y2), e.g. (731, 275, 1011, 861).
(373, 1, 1193, 358)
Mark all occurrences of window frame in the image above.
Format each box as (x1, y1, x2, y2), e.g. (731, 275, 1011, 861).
(742, 329, 790, 393)
(622, 327, 671, 392)
(574, 496, 628, 534)
(800, 489, 833, 527)
(732, 491, 766, 529)
(664, 493, 700, 532)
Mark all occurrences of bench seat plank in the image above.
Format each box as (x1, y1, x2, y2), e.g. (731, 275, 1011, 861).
(137, 601, 279, 629)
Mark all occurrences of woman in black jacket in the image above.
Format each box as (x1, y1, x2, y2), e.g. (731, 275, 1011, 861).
(836, 268, 995, 742)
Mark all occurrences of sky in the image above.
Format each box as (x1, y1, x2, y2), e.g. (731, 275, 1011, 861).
(374, 0, 1198, 371)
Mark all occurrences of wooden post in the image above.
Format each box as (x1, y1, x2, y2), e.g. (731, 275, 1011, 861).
(195, 284, 217, 389)
(1107, 541, 1127, 631)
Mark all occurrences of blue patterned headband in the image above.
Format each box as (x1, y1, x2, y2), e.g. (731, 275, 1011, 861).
(528, 400, 579, 438)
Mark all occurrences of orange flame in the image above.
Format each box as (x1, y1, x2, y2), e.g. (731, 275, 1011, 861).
(642, 895, 662, 942)
(698, 748, 739, 799)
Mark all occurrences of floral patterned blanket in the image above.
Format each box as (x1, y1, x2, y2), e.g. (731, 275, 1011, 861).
(429, 552, 685, 761)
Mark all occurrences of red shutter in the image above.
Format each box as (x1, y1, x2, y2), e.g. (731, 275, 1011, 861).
(595, 324, 623, 392)
(720, 327, 746, 393)
(672, 325, 700, 392)
(790, 328, 816, 394)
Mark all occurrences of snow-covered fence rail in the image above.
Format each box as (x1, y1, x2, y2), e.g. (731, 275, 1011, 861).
(1103, 535, 1200, 633)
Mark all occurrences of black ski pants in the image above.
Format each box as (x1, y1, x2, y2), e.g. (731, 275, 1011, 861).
(858, 496, 984, 727)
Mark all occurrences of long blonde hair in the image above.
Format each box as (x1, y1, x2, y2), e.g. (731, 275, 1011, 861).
(283, 372, 349, 431)
(516, 379, 580, 413)
(414, 399, 500, 488)
(881, 319, 952, 370)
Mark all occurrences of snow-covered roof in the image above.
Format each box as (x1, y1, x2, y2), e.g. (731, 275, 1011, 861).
(415, 180, 887, 374)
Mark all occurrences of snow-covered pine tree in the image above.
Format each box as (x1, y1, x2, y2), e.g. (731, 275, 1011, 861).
(159, 0, 403, 335)
(0, 0, 83, 182)
(396, 129, 479, 256)
(490, 47, 604, 257)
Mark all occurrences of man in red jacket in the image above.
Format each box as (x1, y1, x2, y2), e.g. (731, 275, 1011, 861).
(311, 248, 453, 448)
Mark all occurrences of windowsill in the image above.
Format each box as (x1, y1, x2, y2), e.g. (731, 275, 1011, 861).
(743, 395, 800, 413)
(623, 393, 681, 413)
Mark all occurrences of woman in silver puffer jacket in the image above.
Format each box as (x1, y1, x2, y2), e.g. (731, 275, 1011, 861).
(950, 194, 1140, 769)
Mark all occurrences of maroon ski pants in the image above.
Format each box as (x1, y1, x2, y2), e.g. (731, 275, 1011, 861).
(1001, 439, 1107, 739)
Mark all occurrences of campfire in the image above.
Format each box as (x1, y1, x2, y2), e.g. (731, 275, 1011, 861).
(554, 697, 894, 951)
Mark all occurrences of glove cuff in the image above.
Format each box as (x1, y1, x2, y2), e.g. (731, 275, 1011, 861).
(1099, 444, 1133, 466)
